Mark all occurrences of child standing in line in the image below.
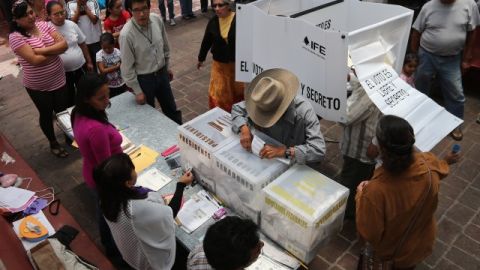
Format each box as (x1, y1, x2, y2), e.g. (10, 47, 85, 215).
(104, 0, 130, 48)
(96, 33, 127, 97)
(400, 53, 418, 88)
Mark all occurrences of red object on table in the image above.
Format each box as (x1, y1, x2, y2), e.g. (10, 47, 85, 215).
(0, 132, 114, 270)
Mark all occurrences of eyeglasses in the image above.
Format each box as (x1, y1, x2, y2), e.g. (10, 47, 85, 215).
(212, 3, 227, 8)
(131, 6, 149, 14)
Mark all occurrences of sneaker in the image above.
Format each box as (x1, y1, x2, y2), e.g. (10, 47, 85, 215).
(169, 18, 176, 26)
(187, 13, 196, 18)
(182, 15, 191, 20)
(450, 127, 463, 141)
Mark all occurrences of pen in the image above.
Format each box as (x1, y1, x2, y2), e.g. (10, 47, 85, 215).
(204, 194, 220, 208)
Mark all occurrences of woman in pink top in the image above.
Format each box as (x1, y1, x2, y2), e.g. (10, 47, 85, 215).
(9, 0, 69, 158)
(71, 72, 126, 266)
(71, 73, 123, 189)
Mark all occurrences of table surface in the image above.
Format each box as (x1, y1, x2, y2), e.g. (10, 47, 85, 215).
(107, 93, 302, 270)
(108, 92, 210, 250)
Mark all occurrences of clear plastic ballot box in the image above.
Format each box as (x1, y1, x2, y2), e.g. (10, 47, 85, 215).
(261, 164, 349, 263)
(213, 139, 289, 224)
(178, 108, 236, 192)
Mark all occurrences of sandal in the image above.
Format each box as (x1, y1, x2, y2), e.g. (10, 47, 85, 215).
(50, 145, 69, 158)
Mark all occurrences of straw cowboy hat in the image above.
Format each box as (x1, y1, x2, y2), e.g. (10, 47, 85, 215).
(245, 68, 300, 128)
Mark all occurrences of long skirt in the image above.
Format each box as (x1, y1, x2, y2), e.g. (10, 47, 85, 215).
(208, 60, 244, 112)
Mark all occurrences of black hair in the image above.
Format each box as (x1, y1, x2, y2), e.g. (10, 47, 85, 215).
(46, 0, 62, 16)
(93, 153, 147, 222)
(105, 0, 120, 19)
(71, 73, 110, 127)
(403, 53, 418, 66)
(376, 115, 416, 174)
(100, 32, 115, 45)
(129, 0, 150, 10)
(203, 216, 260, 270)
(10, 0, 31, 37)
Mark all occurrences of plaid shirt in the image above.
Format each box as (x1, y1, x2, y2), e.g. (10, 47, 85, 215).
(187, 245, 214, 270)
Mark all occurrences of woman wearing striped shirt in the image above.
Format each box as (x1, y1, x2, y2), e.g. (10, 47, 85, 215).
(9, 0, 70, 158)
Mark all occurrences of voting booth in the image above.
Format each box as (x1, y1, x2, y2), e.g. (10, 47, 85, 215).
(261, 165, 349, 263)
(213, 139, 289, 224)
(236, 0, 413, 122)
(178, 108, 236, 192)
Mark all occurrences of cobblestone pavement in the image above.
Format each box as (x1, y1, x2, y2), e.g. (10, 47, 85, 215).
(1, 1, 479, 269)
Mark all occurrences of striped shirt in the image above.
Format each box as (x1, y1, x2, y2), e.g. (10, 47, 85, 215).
(9, 21, 65, 91)
(187, 245, 214, 270)
(340, 75, 381, 164)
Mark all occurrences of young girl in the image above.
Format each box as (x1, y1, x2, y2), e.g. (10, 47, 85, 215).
(103, 0, 130, 48)
(400, 53, 418, 88)
(96, 32, 127, 97)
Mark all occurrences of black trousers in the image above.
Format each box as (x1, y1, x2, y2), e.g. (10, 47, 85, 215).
(26, 86, 69, 143)
(340, 155, 375, 220)
(200, 0, 208, 11)
(109, 84, 128, 98)
(87, 42, 101, 73)
(65, 67, 86, 107)
(137, 67, 182, 125)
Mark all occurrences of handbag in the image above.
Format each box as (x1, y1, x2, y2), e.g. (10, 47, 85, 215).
(357, 155, 432, 270)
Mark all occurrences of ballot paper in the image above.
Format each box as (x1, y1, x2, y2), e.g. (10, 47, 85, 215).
(13, 211, 56, 251)
(261, 241, 300, 269)
(246, 255, 290, 270)
(251, 136, 290, 165)
(135, 168, 172, 191)
(176, 190, 220, 234)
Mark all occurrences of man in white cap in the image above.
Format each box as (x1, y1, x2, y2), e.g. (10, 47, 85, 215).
(231, 68, 326, 164)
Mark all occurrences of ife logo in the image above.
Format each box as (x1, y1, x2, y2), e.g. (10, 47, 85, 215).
(302, 36, 326, 59)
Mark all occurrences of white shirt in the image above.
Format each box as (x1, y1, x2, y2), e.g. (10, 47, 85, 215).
(51, 20, 86, 72)
(105, 192, 176, 270)
(96, 48, 125, 88)
(65, 0, 102, 45)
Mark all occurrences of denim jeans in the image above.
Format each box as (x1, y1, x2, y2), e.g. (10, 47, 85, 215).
(415, 47, 465, 119)
(179, 0, 193, 16)
(159, 0, 174, 20)
(137, 67, 183, 124)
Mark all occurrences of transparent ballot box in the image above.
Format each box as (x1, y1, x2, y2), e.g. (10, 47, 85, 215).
(213, 140, 289, 224)
(261, 164, 349, 263)
(178, 108, 236, 192)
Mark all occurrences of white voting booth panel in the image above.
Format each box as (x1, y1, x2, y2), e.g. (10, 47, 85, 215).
(178, 108, 236, 192)
(213, 139, 289, 224)
(236, 0, 412, 122)
(261, 165, 349, 263)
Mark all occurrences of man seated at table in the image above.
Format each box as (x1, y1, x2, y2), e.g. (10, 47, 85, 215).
(231, 68, 326, 164)
(187, 216, 264, 270)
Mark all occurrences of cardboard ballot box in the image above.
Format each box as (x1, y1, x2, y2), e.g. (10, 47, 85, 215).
(236, 0, 412, 122)
(261, 164, 349, 263)
(178, 108, 236, 192)
(213, 139, 289, 224)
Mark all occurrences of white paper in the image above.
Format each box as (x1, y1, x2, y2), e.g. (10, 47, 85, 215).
(352, 63, 463, 151)
(12, 211, 56, 251)
(246, 255, 290, 270)
(251, 136, 290, 165)
(176, 190, 219, 234)
(0, 187, 35, 209)
(261, 241, 300, 269)
(135, 168, 173, 191)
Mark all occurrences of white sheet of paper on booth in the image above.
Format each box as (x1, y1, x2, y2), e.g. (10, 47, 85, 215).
(350, 53, 462, 151)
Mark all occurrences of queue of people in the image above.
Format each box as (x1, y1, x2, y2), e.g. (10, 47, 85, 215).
(5, 0, 477, 269)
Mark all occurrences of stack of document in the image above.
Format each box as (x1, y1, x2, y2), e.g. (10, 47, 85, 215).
(128, 145, 159, 173)
(176, 190, 221, 234)
(0, 186, 36, 213)
(135, 168, 172, 191)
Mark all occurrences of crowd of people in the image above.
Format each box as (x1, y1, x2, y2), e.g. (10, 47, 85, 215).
(3, 0, 479, 269)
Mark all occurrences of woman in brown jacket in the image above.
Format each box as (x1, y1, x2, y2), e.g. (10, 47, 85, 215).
(355, 115, 459, 269)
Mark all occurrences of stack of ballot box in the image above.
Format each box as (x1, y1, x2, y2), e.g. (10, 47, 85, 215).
(261, 164, 349, 263)
(178, 108, 236, 192)
(212, 139, 289, 224)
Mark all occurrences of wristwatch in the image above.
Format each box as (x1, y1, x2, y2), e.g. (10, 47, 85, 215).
(284, 148, 291, 159)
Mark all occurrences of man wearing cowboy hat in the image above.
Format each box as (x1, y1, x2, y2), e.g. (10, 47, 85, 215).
(231, 68, 326, 164)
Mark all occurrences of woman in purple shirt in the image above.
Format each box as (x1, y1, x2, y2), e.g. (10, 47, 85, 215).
(71, 73, 126, 266)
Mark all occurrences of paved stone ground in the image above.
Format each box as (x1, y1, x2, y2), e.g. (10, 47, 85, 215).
(1, 1, 480, 269)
